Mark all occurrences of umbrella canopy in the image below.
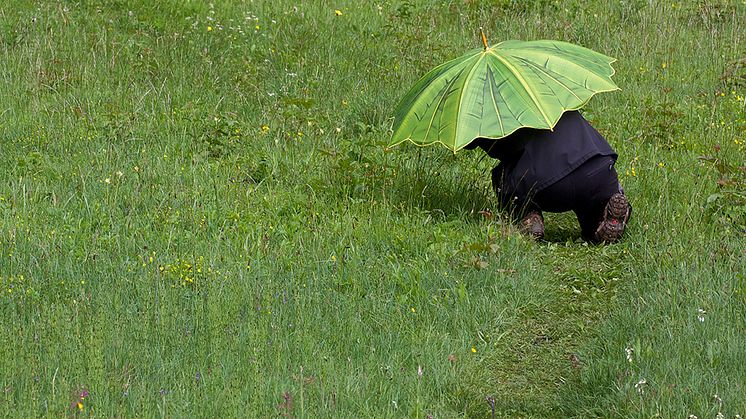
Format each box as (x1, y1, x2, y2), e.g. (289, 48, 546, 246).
(389, 37, 619, 152)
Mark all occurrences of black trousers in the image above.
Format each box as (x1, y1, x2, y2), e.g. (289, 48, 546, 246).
(493, 155, 621, 239)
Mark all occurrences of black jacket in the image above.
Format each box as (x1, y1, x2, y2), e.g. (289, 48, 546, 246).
(464, 111, 617, 204)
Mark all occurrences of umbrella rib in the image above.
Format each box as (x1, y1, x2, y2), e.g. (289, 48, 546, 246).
(390, 56, 469, 144)
(488, 50, 552, 127)
(514, 42, 616, 76)
(408, 82, 449, 138)
(516, 57, 584, 102)
(454, 53, 487, 141)
(491, 67, 536, 133)
(486, 66, 505, 136)
(423, 68, 465, 143)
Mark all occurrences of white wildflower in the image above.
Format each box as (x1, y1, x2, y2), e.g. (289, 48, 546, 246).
(635, 378, 647, 395)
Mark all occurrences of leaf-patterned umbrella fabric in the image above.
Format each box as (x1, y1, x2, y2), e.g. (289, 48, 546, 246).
(389, 40, 619, 152)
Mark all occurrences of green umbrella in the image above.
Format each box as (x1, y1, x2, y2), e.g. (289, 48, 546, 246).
(389, 32, 619, 152)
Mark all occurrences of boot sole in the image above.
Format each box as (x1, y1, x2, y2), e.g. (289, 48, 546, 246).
(520, 211, 545, 240)
(594, 193, 630, 243)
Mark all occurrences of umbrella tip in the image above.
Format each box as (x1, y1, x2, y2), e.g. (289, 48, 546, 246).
(479, 27, 488, 50)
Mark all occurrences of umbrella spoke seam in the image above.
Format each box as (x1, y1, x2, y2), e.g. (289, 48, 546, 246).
(515, 57, 586, 102)
(514, 41, 616, 75)
(487, 50, 552, 127)
(392, 57, 470, 141)
(423, 68, 466, 144)
(454, 54, 487, 145)
(414, 81, 451, 138)
(517, 54, 617, 95)
(486, 66, 505, 136)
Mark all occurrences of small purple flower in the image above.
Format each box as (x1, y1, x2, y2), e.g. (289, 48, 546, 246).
(195, 371, 202, 382)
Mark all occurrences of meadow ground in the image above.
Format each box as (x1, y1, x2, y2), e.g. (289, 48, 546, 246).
(0, 0, 744, 417)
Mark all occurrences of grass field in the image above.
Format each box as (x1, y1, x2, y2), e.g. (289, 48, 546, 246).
(0, 0, 744, 417)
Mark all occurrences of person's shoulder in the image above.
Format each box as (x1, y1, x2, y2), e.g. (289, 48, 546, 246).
(556, 110, 593, 129)
(562, 110, 584, 121)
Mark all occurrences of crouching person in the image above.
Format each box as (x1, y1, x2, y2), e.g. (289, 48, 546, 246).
(465, 111, 631, 243)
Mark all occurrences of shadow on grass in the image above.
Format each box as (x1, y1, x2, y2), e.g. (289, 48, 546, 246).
(541, 212, 587, 243)
(323, 142, 596, 244)
(390, 175, 493, 220)
(385, 150, 497, 220)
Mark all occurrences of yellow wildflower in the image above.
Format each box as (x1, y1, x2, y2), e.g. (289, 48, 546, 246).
(335, 10, 343, 16)
(207, 26, 213, 32)
(471, 347, 477, 353)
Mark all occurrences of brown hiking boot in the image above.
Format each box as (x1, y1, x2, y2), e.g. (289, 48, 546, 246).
(519, 211, 544, 240)
(594, 193, 631, 243)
